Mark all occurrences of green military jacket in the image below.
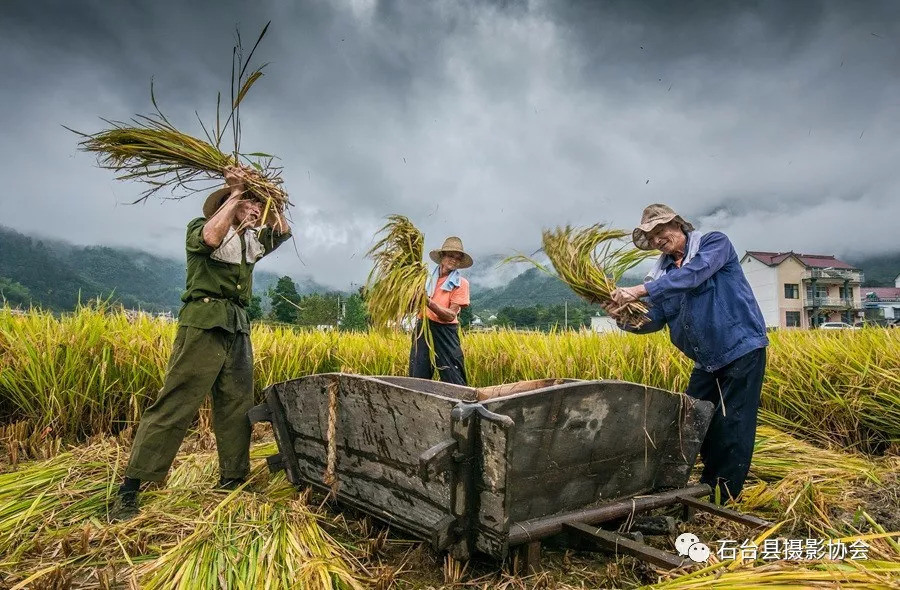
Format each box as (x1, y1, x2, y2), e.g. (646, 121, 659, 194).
(177, 217, 291, 333)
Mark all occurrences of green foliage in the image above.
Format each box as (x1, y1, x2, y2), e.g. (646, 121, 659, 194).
(247, 294, 263, 321)
(0, 227, 97, 310)
(269, 276, 301, 323)
(341, 293, 368, 331)
(0, 276, 31, 307)
(295, 292, 341, 327)
(470, 267, 642, 313)
(0, 225, 323, 315)
(458, 305, 473, 328)
(494, 303, 596, 330)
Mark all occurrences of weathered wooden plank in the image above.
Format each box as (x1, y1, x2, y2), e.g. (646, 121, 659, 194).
(563, 522, 689, 569)
(448, 404, 478, 560)
(268, 373, 714, 560)
(676, 495, 772, 529)
(373, 376, 477, 401)
(475, 378, 579, 401)
(277, 374, 457, 466)
(274, 373, 459, 540)
(475, 411, 512, 558)
(508, 484, 712, 545)
(485, 380, 713, 523)
(654, 393, 713, 489)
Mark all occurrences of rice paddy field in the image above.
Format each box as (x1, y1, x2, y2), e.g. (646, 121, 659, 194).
(1, 304, 898, 589)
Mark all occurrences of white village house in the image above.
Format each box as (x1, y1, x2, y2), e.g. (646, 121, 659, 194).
(740, 251, 864, 329)
(590, 314, 621, 334)
(862, 273, 900, 321)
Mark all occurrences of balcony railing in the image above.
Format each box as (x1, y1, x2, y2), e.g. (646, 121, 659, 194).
(804, 296, 856, 308)
(802, 268, 864, 282)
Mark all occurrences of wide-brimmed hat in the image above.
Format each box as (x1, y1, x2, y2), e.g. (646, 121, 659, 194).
(202, 187, 233, 219)
(429, 236, 473, 268)
(631, 203, 695, 250)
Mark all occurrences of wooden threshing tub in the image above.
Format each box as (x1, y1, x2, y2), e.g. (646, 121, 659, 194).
(249, 374, 716, 561)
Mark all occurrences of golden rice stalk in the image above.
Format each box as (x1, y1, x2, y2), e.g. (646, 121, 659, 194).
(508, 224, 656, 328)
(68, 22, 289, 228)
(649, 560, 900, 589)
(138, 497, 366, 590)
(363, 215, 429, 330)
(363, 215, 438, 371)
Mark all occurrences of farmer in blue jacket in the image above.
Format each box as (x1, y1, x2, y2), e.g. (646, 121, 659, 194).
(607, 203, 768, 503)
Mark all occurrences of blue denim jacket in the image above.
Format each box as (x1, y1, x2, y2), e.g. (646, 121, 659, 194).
(622, 231, 768, 372)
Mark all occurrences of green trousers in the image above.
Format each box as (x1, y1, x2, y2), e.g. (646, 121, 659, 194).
(125, 325, 254, 482)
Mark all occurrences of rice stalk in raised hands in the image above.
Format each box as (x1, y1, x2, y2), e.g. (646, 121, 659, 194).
(67, 22, 289, 229)
(363, 215, 429, 330)
(362, 215, 437, 370)
(507, 224, 656, 328)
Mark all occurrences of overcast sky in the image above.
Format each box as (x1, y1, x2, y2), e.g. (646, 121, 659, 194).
(2, 0, 899, 289)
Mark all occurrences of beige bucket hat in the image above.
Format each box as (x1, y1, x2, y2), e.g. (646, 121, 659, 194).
(632, 203, 695, 250)
(429, 236, 474, 268)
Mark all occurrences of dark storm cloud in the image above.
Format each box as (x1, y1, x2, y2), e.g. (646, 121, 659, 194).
(2, 0, 899, 288)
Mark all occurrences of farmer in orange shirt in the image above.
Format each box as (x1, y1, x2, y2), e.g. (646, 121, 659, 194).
(409, 236, 472, 385)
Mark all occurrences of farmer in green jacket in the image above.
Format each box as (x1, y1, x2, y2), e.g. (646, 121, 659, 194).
(111, 166, 291, 519)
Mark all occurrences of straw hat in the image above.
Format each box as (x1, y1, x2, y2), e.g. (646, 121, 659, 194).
(202, 187, 233, 219)
(631, 203, 694, 250)
(429, 236, 473, 268)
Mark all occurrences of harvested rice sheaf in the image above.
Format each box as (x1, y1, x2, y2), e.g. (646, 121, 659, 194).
(363, 215, 429, 331)
(0, 441, 368, 590)
(508, 224, 657, 328)
(70, 23, 289, 228)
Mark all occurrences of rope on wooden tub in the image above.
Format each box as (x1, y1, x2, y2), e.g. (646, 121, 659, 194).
(322, 377, 340, 495)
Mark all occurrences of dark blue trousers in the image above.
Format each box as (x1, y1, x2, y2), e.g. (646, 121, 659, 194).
(408, 319, 467, 385)
(685, 347, 766, 503)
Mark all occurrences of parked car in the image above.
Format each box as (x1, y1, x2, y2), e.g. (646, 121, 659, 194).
(819, 322, 858, 330)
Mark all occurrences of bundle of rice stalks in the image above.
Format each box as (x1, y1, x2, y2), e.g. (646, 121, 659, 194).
(649, 559, 900, 589)
(750, 426, 882, 487)
(363, 215, 429, 331)
(761, 328, 900, 454)
(0, 442, 120, 564)
(0, 439, 368, 589)
(736, 426, 900, 539)
(69, 23, 288, 227)
(508, 224, 656, 328)
(138, 497, 366, 590)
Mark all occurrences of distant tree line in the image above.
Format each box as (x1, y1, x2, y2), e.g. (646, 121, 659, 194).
(493, 303, 601, 331)
(253, 275, 369, 331)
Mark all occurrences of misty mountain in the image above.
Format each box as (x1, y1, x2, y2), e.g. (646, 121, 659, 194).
(847, 253, 900, 287)
(0, 225, 327, 312)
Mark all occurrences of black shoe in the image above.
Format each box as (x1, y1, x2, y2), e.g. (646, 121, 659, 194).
(217, 477, 247, 491)
(109, 490, 139, 522)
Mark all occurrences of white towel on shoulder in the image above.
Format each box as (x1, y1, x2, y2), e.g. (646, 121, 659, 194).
(210, 227, 265, 265)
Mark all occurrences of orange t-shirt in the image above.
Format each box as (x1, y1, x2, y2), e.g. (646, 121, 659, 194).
(426, 276, 470, 324)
